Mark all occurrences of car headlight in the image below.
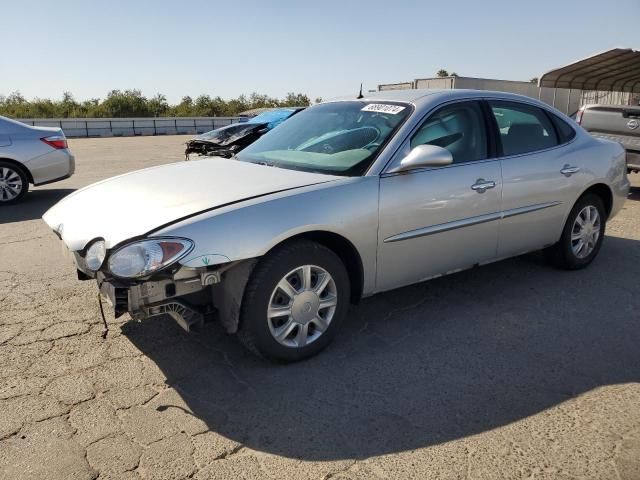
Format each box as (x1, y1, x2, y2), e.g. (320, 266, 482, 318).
(85, 239, 106, 271)
(107, 238, 194, 278)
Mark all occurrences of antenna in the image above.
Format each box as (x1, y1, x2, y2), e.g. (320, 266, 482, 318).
(357, 83, 364, 99)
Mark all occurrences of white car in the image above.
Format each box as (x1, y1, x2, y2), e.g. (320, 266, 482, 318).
(0, 115, 75, 204)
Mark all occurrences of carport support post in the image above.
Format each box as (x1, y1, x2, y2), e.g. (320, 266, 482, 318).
(566, 89, 572, 115)
(552, 88, 557, 108)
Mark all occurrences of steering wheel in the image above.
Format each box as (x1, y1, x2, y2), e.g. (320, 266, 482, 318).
(360, 126, 382, 151)
(365, 143, 381, 152)
(371, 114, 394, 129)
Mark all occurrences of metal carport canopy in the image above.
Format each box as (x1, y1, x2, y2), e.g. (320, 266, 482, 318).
(539, 48, 640, 93)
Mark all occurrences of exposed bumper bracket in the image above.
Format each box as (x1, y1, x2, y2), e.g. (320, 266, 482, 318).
(143, 301, 204, 332)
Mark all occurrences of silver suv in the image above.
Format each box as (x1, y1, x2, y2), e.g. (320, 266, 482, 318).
(576, 104, 640, 174)
(0, 115, 75, 204)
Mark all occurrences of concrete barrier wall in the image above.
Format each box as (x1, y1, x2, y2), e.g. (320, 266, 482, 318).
(17, 117, 242, 138)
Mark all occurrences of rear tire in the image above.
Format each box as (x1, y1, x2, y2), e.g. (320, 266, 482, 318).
(545, 193, 606, 270)
(0, 161, 29, 205)
(238, 240, 350, 362)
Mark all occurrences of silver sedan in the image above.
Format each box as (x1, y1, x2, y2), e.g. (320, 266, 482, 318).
(0, 115, 75, 204)
(43, 89, 630, 361)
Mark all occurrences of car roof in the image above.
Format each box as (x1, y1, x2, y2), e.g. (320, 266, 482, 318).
(328, 89, 448, 103)
(0, 115, 36, 133)
(326, 89, 569, 115)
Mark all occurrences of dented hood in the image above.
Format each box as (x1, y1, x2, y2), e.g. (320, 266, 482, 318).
(43, 158, 338, 251)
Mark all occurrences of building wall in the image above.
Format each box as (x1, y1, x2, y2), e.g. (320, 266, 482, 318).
(377, 82, 415, 91)
(580, 90, 632, 106)
(412, 77, 455, 90)
(379, 76, 591, 115)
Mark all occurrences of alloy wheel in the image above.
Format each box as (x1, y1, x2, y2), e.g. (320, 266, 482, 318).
(267, 265, 338, 348)
(571, 205, 601, 259)
(0, 167, 24, 202)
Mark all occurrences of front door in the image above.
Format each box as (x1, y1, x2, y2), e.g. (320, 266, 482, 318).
(376, 100, 502, 292)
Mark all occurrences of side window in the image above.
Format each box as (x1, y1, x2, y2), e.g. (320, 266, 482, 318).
(549, 113, 577, 143)
(489, 101, 558, 156)
(410, 101, 487, 164)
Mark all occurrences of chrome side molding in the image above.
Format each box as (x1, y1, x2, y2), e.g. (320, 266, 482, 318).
(384, 201, 562, 243)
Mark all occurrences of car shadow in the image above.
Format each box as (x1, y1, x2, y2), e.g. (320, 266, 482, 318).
(123, 235, 640, 461)
(0, 188, 75, 224)
(628, 184, 640, 202)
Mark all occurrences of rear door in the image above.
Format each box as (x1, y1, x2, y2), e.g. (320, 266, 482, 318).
(488, 100, 582, 258)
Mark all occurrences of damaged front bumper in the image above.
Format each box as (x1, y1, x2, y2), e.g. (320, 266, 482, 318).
(65, 244, 255, 335)
(96, 270, 215, 331)
(91, 261, 255, 335)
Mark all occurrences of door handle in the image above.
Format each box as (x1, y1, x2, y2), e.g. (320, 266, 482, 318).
(471, 179, 496, 193)
(560, 165, 580, 177)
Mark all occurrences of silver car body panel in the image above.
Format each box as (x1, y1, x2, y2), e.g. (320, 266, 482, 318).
(43, 158, 342, 251)
(0, 116, 75, 185)
(153, 176, 380, 295)
(377, 157, 502, 291)
(43, 89, 629, 300)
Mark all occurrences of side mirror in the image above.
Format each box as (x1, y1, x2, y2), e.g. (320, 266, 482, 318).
(386, 144, 453, 174)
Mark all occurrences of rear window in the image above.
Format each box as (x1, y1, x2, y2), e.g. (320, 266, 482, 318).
(548, 113, 576, 143)
(489, 100, 558, 156)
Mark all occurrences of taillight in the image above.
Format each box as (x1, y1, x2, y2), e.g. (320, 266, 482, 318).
(575, 108, 584, 125)
(41, 135, 68, 149)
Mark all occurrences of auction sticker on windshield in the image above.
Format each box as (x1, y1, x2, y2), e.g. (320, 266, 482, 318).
(361, 104, 406, 114)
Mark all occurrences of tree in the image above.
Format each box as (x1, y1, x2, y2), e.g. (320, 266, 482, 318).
(170, 96, 195, 117)
(0, 90, 316, 118)
(148, 93, 169, 117)
(530, 77, 539, 84)
(314, 97, 323, 104)
(436, 69, 449, 77)
(100, 90, 150, 117)
(450, 72, 459, 77)
(281, 92, 311, 107)
(59, 92, 81, 118)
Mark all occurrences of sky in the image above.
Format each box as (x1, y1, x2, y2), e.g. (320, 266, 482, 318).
(1, 0, 638, 104)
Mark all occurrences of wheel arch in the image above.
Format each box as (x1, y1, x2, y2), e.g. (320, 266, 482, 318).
(0, 157, 34, 184)
(578, 182, 613, 219)
(266, 230, 365, 304)
(215, 229, 365, 336)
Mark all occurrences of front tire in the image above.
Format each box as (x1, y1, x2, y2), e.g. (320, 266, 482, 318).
(0, 161, 29, 205)
(545, 193, 606, 270)
(238, 240, 350, 362)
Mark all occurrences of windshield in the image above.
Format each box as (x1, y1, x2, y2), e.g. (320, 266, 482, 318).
(235, 101, 412, 176)
(246, 108, 299, 128)
(195, 108, 300, 144)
